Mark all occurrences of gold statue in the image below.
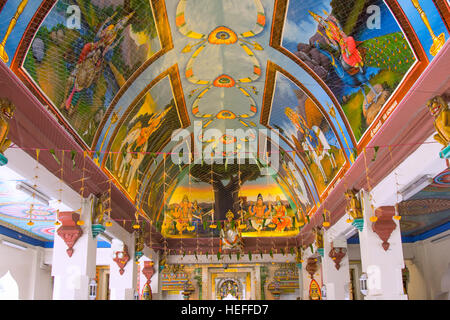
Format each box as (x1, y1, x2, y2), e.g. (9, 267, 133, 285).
(411, 0, 445, 56)
(427, 95, 450, 152)
(92, 193, 109, 225)
(314, 227, 324, 249)
(0, 98, 15, 165)
(0, 0, 29, 63)
(344, 188, 363, 219)
(220, 210, 243, 251)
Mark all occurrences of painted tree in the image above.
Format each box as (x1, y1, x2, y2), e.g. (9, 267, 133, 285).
(189, 163, 262, 221)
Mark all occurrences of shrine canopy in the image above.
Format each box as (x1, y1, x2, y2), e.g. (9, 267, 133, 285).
(0, 0, 448, 238)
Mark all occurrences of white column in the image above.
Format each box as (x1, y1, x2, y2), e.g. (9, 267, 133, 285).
(109, 232, 137, 300)
(52, 196, 97, 300)
(137, 247, 159, 300)
(359, 190, 407, 300)
(322, 232, 350, 300)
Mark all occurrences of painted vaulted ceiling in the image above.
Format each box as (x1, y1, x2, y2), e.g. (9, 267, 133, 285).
(0, 0, 449, 239)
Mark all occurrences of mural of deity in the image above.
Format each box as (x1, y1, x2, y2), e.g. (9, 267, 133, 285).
(115, 107, 171, 189)
(272, 196, 292, 232)
(248, 194, 272, 231)
(285, 107, 336, 184)
(309, 10, 382, 111)
(62, 12, 134, 116)
(172, 195, 194, 235)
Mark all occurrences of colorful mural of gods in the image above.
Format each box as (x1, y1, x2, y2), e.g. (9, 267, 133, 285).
(22, 0, 160, 146)
(160, 166, 302, 238)
(161, 171, 214, 237)
(269, 72, 346, 194)
(106, 76, 182, 199)
(281, 0, 416, 141)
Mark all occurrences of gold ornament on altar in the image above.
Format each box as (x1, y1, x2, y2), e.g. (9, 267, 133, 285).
(427, 95, 450, 158)
(344, 188, 363, 220)
(410, 0, 445, 57)
(0, 98, 15, 164)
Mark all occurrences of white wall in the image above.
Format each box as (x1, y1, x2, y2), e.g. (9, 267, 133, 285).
(405, 231, 450, 300)
(0, 235, 53, 300)
(346, 230, 450, 300)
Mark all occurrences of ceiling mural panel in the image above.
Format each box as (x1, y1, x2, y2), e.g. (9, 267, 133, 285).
(160, 168, 302, 238)
(103, 65, 189, 202)
(398, 175, 450, 237)
(265, 65, 348, 196)
(19, 0, 167, 147)
(272, 0, 421, 144)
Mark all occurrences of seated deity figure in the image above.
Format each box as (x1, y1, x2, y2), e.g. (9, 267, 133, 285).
(220, 210, 243, 251)
(271, 196, 292, 232)
(172, 195, 193, 234)
(248, 194, 272, 231)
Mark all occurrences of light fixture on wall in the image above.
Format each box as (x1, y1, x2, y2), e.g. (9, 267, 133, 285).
(1, 239, 27, 251)
(16, 181, 51, 206)
(399, 174, 433, 201)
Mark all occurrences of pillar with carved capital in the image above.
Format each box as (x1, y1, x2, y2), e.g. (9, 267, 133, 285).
(109, 232, 138, 300)
(358, 189, 407, 300)
(52, 196, 97, 300)
(322, 230, 350, 300)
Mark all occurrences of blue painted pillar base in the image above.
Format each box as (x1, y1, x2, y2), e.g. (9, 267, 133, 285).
(296, 263, 302, 270)
(352, 218, 364, 232)
(0, 154, 8, 166)
(91, 224, 106, 238)
(317, 248, 324, 257)
(439, 145, 450, 159)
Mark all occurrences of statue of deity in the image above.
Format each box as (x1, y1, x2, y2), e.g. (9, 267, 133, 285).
(248, 194, 272, 231)
(0, 98, 15, 166)
(92, 193, 108, 225)
(271, 196, 292, 232)
(220, 210, 243, 251)
(344, 188, 363, 219)
(427, 95, 450, 158)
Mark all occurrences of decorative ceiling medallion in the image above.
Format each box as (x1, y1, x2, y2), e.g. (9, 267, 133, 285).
(208, 27, 238, 45)
(213, 75, 236, 88)
(216, 110, 237, 119)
